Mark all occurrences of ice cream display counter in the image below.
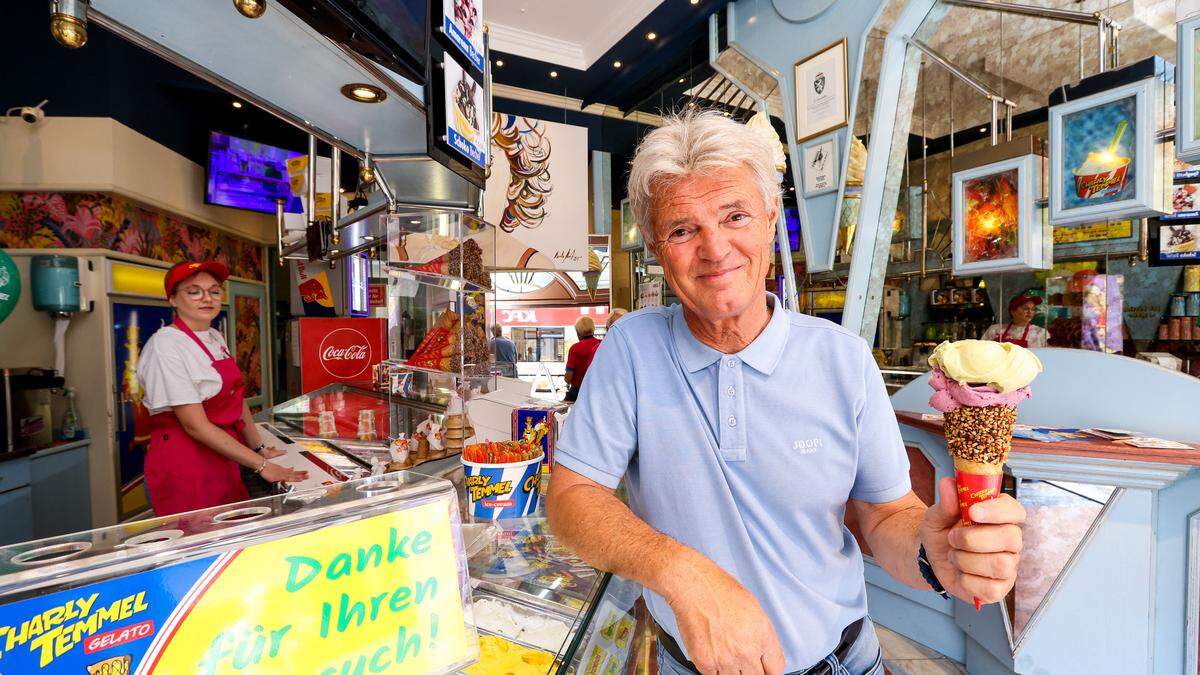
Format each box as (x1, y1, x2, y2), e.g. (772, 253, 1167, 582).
(0, 466, 646, 674)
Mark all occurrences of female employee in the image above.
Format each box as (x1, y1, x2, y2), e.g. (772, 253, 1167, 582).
(981, 291, 1049, 348)
(136, 261, 306, 516)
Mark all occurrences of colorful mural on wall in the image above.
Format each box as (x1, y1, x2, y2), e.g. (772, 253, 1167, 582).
(235, 295, 263, 399)
(0, 192, 264, 281)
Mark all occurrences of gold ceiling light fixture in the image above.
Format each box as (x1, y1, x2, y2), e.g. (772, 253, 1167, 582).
(340, 83, 387, 103)
(232, 0, 267, 19)
(50, 0, 89, 49)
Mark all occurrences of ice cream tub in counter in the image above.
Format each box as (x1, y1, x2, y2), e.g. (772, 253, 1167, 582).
(462, 442, 543, 520)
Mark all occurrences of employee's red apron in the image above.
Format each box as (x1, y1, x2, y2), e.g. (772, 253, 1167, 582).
(999, 323, 1031, 348)
(144, 319, 249, 515)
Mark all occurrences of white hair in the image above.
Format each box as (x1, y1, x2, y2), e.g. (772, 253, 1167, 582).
(627, 110, 782, 243)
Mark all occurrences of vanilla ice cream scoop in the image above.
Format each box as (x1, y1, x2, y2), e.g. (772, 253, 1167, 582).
(928, 339, 1042, 393)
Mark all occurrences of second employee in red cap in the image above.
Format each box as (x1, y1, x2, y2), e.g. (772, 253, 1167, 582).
(135, 261, 307, 516)
(981, 291, 1049, 348)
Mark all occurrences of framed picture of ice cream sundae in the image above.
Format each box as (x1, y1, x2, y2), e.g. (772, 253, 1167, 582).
(951, 153, 1048, 275)
(441, 52, 487, 170)
(1049, 78, 1165, 226)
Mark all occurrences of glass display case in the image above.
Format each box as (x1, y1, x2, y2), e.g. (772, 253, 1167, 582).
(464, 518, 651, 675)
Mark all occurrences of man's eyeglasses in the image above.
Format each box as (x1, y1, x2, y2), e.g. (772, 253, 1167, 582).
(183, 286, 224, 302)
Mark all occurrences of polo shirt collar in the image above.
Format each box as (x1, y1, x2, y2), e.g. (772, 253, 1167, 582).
(672, 293, 790, 375)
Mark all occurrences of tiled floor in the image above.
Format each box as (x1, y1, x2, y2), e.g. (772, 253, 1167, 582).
(875, 624, 967, 675)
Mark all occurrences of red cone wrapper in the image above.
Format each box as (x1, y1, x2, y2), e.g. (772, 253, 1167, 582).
(955, 470, 1003, 526)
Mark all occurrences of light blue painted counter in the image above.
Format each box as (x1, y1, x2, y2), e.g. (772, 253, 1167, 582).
(876, 349, 1200, 674)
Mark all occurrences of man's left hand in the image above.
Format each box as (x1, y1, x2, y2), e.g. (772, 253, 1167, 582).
(920, 477, 1026, 605)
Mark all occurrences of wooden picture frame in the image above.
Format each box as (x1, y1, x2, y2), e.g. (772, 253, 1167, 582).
(793, 39, 849, 143)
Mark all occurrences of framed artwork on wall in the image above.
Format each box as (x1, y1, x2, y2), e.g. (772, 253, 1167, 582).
(951, 153, 1050, 275)
(1049, 77, 1166, 226)
(793, 39, 849, 143)
(802, 135, 839, 197)
(1177, 16, 1200, 163)
(619, 197, 643, 252)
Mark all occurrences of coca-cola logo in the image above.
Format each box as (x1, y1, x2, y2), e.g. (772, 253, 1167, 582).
(318, 328, 373, 380)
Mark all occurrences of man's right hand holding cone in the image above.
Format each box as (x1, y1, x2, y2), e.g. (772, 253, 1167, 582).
(920, 476, 1026, 606)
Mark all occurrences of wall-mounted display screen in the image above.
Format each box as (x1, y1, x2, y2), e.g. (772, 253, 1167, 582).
(206, 132, 303, 215)
(776, 207, 801, 252)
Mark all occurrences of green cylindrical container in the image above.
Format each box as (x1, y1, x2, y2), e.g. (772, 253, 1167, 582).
(30, 254, 79, 313)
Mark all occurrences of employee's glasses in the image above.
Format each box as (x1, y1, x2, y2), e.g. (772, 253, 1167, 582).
(183, 286, 224, 301)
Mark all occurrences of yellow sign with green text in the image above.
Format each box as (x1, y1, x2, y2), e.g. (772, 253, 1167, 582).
(146, 500, 474, 674)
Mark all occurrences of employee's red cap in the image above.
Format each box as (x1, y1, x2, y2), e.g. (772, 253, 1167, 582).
(1008, 292, 1043, 313)
(164, 260, 230, 296)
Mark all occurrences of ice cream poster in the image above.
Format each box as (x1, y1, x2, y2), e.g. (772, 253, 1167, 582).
(0, 501, 476, 674)
(962, 168, 1020, 264)
(1060, 96, 1137, 210)
(951, 152, 1046, 275)
(443, 54, 487, 169)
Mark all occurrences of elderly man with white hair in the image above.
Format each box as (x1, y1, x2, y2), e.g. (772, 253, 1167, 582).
(548, 112, 1026, 675)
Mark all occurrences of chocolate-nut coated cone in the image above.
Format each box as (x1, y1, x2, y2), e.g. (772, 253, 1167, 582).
(943, 405, 1017, 464)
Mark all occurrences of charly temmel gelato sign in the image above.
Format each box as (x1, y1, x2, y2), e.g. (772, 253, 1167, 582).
(0, 501, 474, 674)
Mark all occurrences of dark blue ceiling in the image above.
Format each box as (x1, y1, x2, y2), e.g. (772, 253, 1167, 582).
(490, 0, 729, 115)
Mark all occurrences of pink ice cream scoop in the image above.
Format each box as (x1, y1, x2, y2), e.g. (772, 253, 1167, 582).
(928, 367, 1031, 412)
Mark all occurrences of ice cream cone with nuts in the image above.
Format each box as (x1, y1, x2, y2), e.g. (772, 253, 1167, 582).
(928, 339, 1041, 609)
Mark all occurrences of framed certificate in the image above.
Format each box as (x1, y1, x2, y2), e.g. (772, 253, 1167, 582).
(802, 135, 839, 197)
(793, 39, 849, 143)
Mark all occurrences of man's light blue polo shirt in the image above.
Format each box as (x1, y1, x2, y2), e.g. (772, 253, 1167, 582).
(556, 294, 911, 672)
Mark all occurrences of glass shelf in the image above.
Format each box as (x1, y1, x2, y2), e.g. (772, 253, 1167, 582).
(386, 263, 492, 294)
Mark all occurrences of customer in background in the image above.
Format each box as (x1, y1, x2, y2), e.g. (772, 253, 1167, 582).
(490, 324, 518, 377)
(563, 316, 601, 402)
(606, 308, 629, 332)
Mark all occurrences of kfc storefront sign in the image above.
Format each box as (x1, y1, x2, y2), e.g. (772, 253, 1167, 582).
(497, 306, 610, 328)
(299, 318, 386, 394)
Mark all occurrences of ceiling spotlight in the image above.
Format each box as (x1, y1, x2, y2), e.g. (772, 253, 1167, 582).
(50, 0, 89, 49)
(979, 126, 988, 132)
(231, 100, 243, 109)
(363, 235, 376, 241)
(338, 187, 346, 193)
(341, 83, 387, 103)
(613, 61, 622, 68)
(679, 78, 686, 83)
(495, 59, 504, 67)
(789, 186, 795, 191)
(550, 70, 559, 78)
(409, 219, 421, 224)
(232, 0, 267, 19)
(690, 0, 700, 4)
(646, 32, 657, 40)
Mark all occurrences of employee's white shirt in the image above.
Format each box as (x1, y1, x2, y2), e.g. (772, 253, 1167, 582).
(980, 322, 1049, 348)
(136, 325, 233, 415)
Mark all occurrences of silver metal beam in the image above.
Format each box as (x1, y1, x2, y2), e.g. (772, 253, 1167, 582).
(842, 0, 945, 341)
(306, 135, 317, 227)
(906, 39, 1014, 107)
(942, 0, 1106, 25)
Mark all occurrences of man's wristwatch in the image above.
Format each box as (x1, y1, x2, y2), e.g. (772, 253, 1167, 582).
(918, 544, 950, 599)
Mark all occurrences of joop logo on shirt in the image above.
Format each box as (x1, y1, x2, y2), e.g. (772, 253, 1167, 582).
(793, 438, 823, 454)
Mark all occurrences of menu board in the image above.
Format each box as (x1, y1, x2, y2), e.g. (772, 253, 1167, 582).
(1160, 223, 1200, 261)
(442, 0, 484, 72)
(443, 53, 487, 169)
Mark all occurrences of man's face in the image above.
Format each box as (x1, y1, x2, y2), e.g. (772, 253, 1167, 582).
(648, 166, 776, 324)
